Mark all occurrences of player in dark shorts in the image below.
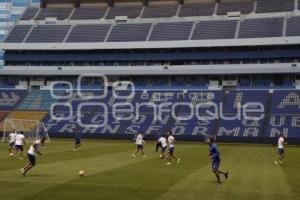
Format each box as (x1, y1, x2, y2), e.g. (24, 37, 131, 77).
(21, 137, 46, 176)
(166, 132, 181, 165)
(15, 131, 26, 160)
(8, 129, 17, 156)
(208, 136, 229, 184)
(156, 134, 162, 153)
(73, 132, 81, 152)
(275, 133, 286, 165)
(157, 135, 168, 159)
(132, 133, 146, 158)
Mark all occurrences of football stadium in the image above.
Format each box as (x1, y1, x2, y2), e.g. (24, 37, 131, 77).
(0, 0, 300, 199)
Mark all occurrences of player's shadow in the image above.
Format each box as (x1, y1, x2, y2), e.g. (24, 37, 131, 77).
(209, 181, 224, 184)
(27, 174, 49, 177)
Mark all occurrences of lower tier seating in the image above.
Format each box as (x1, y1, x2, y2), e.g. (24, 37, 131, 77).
(0, 89, 299, 138)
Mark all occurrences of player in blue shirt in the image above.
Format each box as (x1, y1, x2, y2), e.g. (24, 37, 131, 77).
(73, 132, 81, 152)
(208, 136, 228, 184)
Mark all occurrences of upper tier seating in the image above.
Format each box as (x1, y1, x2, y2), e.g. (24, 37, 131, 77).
(5, 15, 300, 43)
(217, 0, 253, 15)
(107, 23, 152, 42)
(66, 24, 111, 42)
(256, 0, 295, 13)
(20, 7, 39, 20)
(179, 2, 215, 17)
(4, 25, 32, 43)
(70, 7, 106, 20)
(35, 8, 73, 20)
(149, 22, 194, 41)
(286, 16, 300, 37)
(192, 20, 237, 40)
(19, 1, 298, 22)
(142, 4, 178, 18)
(25, 25, 71, 43)
(106, 5, 142, 19)
(238, 18, 283, 38)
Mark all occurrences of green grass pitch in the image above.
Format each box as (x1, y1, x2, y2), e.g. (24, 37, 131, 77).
(1, 139, 300, 200)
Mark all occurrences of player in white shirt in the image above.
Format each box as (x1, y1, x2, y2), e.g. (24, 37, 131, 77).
(157, 135, 168, 159)
(132, 133, 146, 158)
(21, 137, 45, 176)
(15, 131, 26, 160)
(275, 133, 286, 165)
(166, 132, 181, 165)
(7, 129, 17, 156)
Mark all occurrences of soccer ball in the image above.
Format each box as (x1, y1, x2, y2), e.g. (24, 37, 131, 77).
(9, 153, 14, 157)
(79, 170, 85, 177)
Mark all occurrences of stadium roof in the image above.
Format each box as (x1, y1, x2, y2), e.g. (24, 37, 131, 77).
(41, 0, 183, 8)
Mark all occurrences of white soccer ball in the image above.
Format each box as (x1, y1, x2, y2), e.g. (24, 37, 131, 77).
(79, 170, 85, 177)
(9, 153, 14, 157)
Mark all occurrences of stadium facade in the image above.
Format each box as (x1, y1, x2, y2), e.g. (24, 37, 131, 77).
(0, 0, 40, 66)
(0, 0, 300, 143)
